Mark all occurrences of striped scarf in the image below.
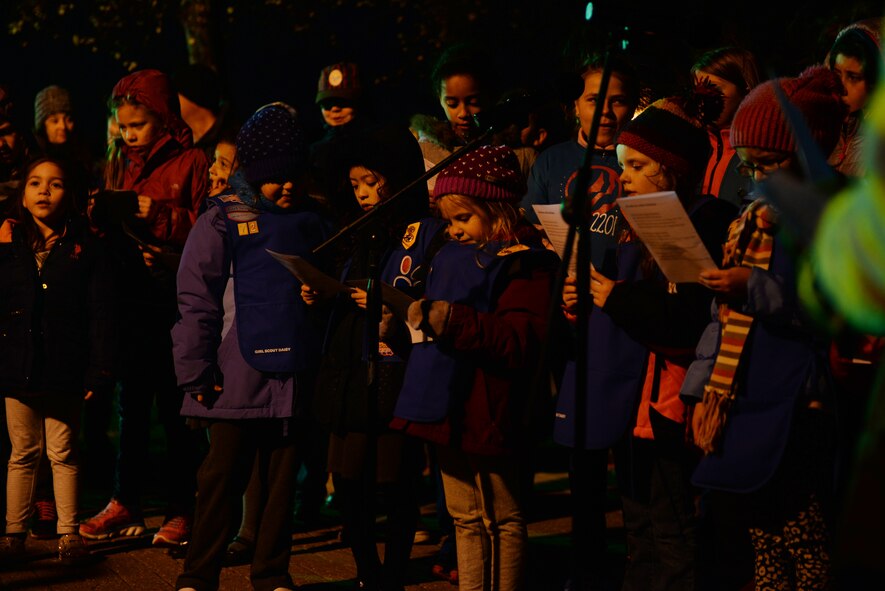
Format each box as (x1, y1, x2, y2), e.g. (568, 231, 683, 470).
(695, 199, 777, 454)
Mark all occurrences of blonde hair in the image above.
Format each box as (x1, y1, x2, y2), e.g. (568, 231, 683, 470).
(437, 193, 522, 249)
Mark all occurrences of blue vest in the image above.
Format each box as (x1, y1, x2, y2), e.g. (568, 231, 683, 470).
(211, 196, 329, 373)
(691, 238, 825, 493)
(394, 240, 554, 422)
(554, 240, 648, 449)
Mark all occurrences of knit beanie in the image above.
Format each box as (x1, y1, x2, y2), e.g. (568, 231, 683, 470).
(236, 102, 307, 187)
(173, 64, 221, 113)
(730, 66, 846, 156)
(433, 144, 525, 202)
(616, 86, 722, 179)
(316, 63, 361, 104)
(33, 85, 72, 130)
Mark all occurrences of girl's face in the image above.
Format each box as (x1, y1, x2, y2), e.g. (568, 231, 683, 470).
(439, 74, 483, 140)
(22, 161, 67, 226)
(833, 53, 869, 114)
(694, 70, 744, 129)
(349, 166, 386, 212)
(320, 100, 355, 127)
(616, 145, 673, 196)
(438, 195, 489, 244)
(260, 179, 296, 209)
(115, 103, 163, 148)
(575, 71, 633, 149)
(209, 142, 237, 196)
(44, 112, 74, 145)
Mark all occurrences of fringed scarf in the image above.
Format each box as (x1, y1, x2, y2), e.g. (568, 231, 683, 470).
(694, 199, 778, 454)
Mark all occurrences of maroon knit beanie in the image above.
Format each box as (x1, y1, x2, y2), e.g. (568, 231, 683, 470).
(730, 65, 846, 155)
(433, 145, 525, 202)
(316, 63, 361, 104)
(616, 87, 721, 179)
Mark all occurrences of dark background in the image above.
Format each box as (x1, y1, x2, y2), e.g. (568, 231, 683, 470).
(1, 0, 882, 155)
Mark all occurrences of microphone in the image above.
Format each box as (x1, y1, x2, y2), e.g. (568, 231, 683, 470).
(472, 93, 542, 133)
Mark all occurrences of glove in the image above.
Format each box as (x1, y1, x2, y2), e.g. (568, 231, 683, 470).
(183, 365, 224, 407)
(407, 299, 452, 339)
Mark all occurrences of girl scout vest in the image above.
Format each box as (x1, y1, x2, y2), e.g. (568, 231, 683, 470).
(210, 195, 329, 374)
(394, 239, 552, 423)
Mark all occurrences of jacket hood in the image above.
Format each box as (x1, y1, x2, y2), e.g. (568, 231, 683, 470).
(112, 69, 193, 149)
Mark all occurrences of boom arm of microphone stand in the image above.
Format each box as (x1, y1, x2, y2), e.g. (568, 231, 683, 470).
(312, 127, 496, 256)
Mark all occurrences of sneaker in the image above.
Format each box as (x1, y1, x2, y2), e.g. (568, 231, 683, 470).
(152, 515, 191, 547)
(58, 533, 90, 566)
(79, 499, 145, 540)
(0, 535, 26, 564)
(30, 499, 58, 540)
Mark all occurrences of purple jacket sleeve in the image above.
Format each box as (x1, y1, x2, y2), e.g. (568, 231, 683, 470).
(171, 208, 229, 389)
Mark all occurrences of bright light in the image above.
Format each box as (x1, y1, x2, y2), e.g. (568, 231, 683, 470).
(585, 3, 593, 21)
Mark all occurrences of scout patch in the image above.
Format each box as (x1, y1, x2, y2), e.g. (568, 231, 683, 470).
(400, 255, 413, 275)
(402, 222, 420, 250)
(224, 203, 260, 223)
(237, 221, 260, 236)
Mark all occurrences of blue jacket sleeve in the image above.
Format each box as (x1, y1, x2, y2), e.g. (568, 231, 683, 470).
(171, 208, 230, 390)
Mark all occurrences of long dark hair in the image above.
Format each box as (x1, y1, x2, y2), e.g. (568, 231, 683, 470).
(13, 157, 77, 252)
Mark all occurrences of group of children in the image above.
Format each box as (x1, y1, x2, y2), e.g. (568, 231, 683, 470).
(0, 15, 881, 591)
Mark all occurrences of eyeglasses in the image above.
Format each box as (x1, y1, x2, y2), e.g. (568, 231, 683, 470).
(736, 154, 791, 178)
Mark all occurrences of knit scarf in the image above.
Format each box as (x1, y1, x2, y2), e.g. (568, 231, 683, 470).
(695, 199, 777, 454)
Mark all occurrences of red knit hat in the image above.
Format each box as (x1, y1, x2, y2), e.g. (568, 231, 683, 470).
(730, 65, 846, 155)
(433, 145, 525, 202)
(616, 85, 722, 179)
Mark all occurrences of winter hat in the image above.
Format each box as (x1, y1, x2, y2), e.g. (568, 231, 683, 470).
(112, 69, 193, 148)
(34, 85, 72, 130)
(236, 102, 307, 186)
(433, 144, 525, 202)
(616, 85, 722, 179)
(316, 63, 361, 104)
(173, 64, 222, 113)
(730, 66, 846, 156)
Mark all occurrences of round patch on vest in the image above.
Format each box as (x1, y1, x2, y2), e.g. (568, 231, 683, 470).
(400, 255, 413, 275)
(328, 69, 343, 87)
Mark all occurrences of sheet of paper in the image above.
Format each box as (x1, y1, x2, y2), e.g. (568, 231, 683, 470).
(615, 192, 717, 283)
(532, 204, 576, 276)
(266, 250, 351, 297)
(345, 279, 416, 321)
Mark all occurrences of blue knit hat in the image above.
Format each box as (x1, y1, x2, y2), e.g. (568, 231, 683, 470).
(236, 102, 307, 186)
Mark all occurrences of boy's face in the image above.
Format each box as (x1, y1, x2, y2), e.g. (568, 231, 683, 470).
(320, 99, 355, 127)
(439, 74, 484, 140)
(574, 71, 632, 150)
(115, 103, 163, 148)
(260, 179, 296, 209)
(735, 147, 794, 181)
(832, 53, 868, 114)
(209, 141, 237, 196)
(44, 112, 74, 145)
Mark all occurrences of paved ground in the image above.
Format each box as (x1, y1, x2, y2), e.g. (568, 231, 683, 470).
(0, 468, 625, 591)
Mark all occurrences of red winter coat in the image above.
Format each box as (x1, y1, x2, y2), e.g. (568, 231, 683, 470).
(110, 69, 209, 247)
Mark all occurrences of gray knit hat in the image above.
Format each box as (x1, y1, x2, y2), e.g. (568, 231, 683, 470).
(34, 85, 72, 130)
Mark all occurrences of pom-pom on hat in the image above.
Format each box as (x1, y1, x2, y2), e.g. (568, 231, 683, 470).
(34, 85, 72, 130)
(730, 65, 846, 156)
(616, 82, 723, 179)
(236, 102, 307, 187)
(433, 145, 526, 202)
(316, 63, 361, 104)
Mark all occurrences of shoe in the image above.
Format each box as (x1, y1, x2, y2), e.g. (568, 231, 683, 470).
(58, 533, 90, 566)
(79, 499, 145, 539)
(30, 499, 58, 539)
(152, 515, 191, 547)
(0, 535, 26, 564)
(224, 535, 254, 566)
